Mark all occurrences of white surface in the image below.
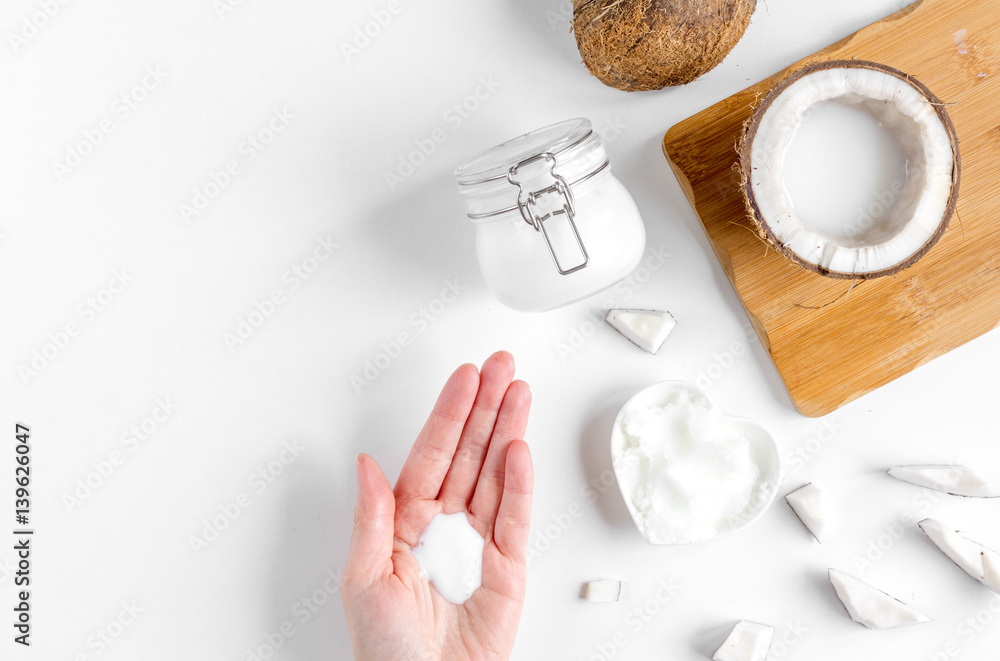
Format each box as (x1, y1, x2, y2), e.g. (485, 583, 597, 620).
(2, 1, 1000, 660)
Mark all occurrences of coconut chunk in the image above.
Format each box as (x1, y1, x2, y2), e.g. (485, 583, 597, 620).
(712, 620, 773, 661)
(581, 579, 622, 602)
(604, 309, 676, 354)
(983, 549, 1000, 592)
(887, 465, 999, 498)
(918, 519, 1000, 594)
(827, 569, 931, 629)
(785, 483, 827, 543)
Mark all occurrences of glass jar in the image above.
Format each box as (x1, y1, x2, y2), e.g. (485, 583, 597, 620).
(455, 118, 646, 312)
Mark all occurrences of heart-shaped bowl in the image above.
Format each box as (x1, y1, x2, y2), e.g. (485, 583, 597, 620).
(610, 381, 780, 544)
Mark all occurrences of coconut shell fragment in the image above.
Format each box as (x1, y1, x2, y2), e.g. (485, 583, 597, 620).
(573, 0, 757, 92)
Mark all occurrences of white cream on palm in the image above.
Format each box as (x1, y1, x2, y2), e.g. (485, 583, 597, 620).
(411, 512, 484, 604)
(615, 391, 761, 544)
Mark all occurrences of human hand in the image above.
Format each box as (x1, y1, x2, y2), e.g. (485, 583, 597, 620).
(342, 351, 533, 661)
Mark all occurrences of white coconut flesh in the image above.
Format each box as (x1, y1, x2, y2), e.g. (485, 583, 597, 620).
(918, 519, 1000, 594)
(581, 579, 622, 602)
(746, 62, 958, 278)
(887, 465, 1000, 498)
(827, 569, 931, 629)
(984, 549, 1000, 591)
(713, 620, 773, 661)
(604, 309, 676, 354)
(785, 483, 827, 543)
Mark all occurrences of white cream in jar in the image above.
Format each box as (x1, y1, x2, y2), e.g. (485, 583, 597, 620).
(455, 119, 646, 312)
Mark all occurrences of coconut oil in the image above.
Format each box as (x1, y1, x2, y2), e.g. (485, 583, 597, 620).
(410, 512, 484, 604)
(781, 99, 908, 244)
(615, 391, 761, 544)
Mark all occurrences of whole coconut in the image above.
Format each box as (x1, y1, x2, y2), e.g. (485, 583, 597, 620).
(573, 0, 757, 91)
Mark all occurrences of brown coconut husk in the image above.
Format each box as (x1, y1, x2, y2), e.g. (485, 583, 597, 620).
(739, 60, 961, 280)
(573, 0, 757, 92)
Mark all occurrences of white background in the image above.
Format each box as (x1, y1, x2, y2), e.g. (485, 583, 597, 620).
(2, 1, 999, 660)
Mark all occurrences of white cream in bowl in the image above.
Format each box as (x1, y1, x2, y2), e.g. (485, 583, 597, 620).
(610, 382, 780, 544)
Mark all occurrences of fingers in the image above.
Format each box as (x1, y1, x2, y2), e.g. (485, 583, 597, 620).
(491, 440, 534, 563)
(438, 351, 517, 511)
(344, 454, 396, 593)
(468, 379, 531, 532)
(394, 363, 479, 503)
(479, 441, 533, 610)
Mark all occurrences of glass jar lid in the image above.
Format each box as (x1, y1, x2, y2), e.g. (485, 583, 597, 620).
(454, 118, 610, 221)
(455, 118, 598, 185)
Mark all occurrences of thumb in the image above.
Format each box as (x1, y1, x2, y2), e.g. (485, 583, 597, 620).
(345, 453, 395, 590)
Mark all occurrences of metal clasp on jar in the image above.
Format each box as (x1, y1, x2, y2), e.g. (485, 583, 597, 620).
(506, 152, 590, 276)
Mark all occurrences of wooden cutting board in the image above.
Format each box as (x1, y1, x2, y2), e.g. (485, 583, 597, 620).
(662, 0, 1000, 417)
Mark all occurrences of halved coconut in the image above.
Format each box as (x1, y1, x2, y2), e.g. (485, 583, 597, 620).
(740, 60, 960, 279)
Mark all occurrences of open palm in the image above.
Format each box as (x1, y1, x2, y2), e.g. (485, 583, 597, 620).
(342, 352, 533, 661)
